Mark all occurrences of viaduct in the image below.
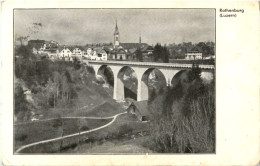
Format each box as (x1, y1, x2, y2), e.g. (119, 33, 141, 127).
(82, 60, 215, 102)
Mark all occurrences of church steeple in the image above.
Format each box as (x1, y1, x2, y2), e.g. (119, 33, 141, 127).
(114, 19, 120, 47)
(114, 19, 119, 35)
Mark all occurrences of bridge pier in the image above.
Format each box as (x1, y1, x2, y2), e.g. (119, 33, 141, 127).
(137, 77, 149, 101)
(114, 76, 125, 101)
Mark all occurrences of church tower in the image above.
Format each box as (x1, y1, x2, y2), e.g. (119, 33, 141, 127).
(114, 19, 120, 47)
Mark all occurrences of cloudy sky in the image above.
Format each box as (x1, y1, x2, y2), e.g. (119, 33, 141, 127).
(14, 9, 215, 45)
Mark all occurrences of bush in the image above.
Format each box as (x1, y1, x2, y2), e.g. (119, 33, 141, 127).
(52, 119, 62, 128)
(80, 126, 89, 132)
(118, 124, 133, 136)
(16, 134, 28, 141)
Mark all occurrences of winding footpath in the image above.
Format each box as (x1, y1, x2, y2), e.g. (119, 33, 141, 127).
(15, 111, 127, 153)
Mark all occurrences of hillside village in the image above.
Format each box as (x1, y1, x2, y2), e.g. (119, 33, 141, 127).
(28, 40, 154, 62)
(26, 20, 215, 62)
(27, 21, 154, 62)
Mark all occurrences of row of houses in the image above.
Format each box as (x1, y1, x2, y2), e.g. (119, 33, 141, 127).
(28, 40, 109, 61)
(184, 46, 216, 60)
(28, 40, 212, 62)
(28, 39, 155, 61)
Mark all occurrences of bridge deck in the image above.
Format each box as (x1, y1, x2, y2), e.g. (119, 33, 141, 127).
(84, 60, 215, 70)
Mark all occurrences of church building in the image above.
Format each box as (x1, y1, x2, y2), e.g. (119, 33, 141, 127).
(110, 20, 152, 60)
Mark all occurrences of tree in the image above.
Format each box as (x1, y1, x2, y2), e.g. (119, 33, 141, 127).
(61, 74, 70, 104)
(153, 43, 169, 63)
(162, 46, 169, 63)
(136, 47, 143, 62)
(46, 78, 57, 107)
(16, 45, 34, 59)
(191, 63, 202, 80)
(104, 68, 114, 86)
(15, 85, 27, 115)
(73, 58, 81, 70)
(15, 35, 29, 46)
(196, 42, 213, 58)
(53, 72, 62, 100)
(148, 88, 156, 104)
(153, 43, 163, 62)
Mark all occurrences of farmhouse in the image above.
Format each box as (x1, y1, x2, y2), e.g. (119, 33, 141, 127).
(126, 101, 150, 122)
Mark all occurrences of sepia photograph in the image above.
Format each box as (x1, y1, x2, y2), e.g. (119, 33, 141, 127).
(13, 8, 216, 154)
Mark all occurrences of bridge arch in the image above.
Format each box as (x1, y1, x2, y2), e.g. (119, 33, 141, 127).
(96, 65, 115, 86)
(115, 66, 138, 101)
(170, 70, 187, 87)
(139, 68, 167, 101)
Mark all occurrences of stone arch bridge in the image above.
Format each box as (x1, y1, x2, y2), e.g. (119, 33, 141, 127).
(82, 60, 214, 101)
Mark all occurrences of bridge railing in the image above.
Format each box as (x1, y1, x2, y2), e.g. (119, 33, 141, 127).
(82, 60, 215, 70)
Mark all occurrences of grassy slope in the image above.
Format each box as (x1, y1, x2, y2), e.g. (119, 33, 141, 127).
(34, 76, 120, 119)
(15, 119, 63, 150)
(81, 102, 123, 117)
(15, 118, 112, 151)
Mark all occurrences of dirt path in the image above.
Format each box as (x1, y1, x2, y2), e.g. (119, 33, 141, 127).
(15, 112, 127, 153)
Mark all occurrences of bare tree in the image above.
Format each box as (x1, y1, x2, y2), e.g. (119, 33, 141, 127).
(15, 35, 30, 46)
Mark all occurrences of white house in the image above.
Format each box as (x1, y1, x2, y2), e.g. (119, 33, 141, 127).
(91, 49, 97, 60)
(37, 46, 45, 54)
(87, 48, 92, 55)
(93, 48, 108, 61)
(59, 48, 72, 61)
(45, 49, 59, 59)
(96, 49, 108, 61)
(72, 48, 83, 60)
(83, 48, 93, 60)
(204, 55, 215, 59)
(185, 51, 203, 60)
(82, 47, 108, 61)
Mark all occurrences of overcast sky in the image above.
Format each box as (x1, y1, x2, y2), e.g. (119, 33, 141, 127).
(14, 9, 215, 45)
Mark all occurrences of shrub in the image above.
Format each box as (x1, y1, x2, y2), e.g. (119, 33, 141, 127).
(52, 119, 62, 128)
(80, 126, 89, 132)
(85, 65, 95, 75)
(16, 134, 28, 141)
(118, 124, 133, 136)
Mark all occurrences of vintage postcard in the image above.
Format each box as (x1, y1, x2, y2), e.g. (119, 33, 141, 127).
(0, 0, 259, 165)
